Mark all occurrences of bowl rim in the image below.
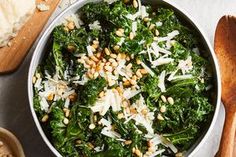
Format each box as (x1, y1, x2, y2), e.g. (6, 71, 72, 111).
(27, 0, 221, 157)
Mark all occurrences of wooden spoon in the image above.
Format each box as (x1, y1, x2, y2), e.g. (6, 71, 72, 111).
(214, 15, 236, 157)
(0, 0, 60, 74)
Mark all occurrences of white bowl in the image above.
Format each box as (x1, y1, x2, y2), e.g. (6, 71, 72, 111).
(28, 0, 221, 156)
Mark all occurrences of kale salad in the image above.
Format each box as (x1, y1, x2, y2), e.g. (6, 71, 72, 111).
(33, 0, 214, 156)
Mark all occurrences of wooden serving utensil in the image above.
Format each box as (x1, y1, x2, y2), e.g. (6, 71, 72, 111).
(214, 15, 236, 157)
(0, 0, 61, 74)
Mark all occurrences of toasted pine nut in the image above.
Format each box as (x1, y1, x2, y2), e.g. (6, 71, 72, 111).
(91, 56, 99, 62)
(89, 123, 96, 130)
(117, 113, 124, 119)
(41, 115, 49, 122)
(161, 95, 167, 103)
(143, 17, 150, 22)
(110, 54, 117, 59)
(140, 69, 148, 74)
(149, 24, 155, 30)
(124, 140, 132, 145)
(105, 48, 111, 55)
(123, 80, 131, 86)
(99, 91, 105, 98)
(47, 93, 54, 101)
(136, 70, 142, 78)
(160, 106, 167, 113)
(126, 63, 132, 69)
(157, 114, 164, 120)
(63, 118, 69, 125)
(116, 30, 123, 37)
(167, 97, 174, 105)
(67, 21, 75, 30)
(129, 32, 134, 40)
(113, 45, 120, 51)
(133, 0, 138, 8)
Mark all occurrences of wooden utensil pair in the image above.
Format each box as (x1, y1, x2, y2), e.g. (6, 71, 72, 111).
(215, 15, 236, 157)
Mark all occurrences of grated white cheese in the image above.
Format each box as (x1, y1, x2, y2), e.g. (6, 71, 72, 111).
(37, 3, 50, 11)
(150, 42, 160, 58)
(104, 0, 118, 4)
(170, 74, 193, 81)
(178, 56, 193, 74)
(132, 21, 138, 35)
(140, 62, 155, 77)
(149, 149, 165, 157)
(40, 97, 49, 112)
(152, 57, 174, 67)
(123, 88, 141, 100)
(140, 6, 149, 19)
(91, 89, 122, 115)
(65, 14, 80, 28)
(158, 70, 166, 92)
(64, 97, 70, 108)
(89, 20, 101, 30)
(86, 45, 94, 56)
(156, 21, 163, 27)
(117, 37, 125, 46)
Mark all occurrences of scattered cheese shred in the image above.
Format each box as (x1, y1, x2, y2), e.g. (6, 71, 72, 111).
(158, 70, 166, 92)
(140, 62, 155, 77)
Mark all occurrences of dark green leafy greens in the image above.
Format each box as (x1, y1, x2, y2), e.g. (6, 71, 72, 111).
(33, 1, 214, 157)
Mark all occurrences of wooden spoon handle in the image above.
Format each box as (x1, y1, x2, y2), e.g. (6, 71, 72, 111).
(217, 107, 236, 157)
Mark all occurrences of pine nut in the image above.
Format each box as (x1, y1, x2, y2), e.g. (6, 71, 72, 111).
(113, 45, 120, 51)
(116, 30, 123, 37)
(160, 106, 167, 113)
(105, 48, 111, 55)
(135, 149, 142, 157)
(143, 17, 150, 22)
(96, 52, 102, 58)
(124, 140, 132, 145)
(41, 115, 49, 122)
(94, 72, 99, 78)
(157, 114, 164, 120)
(136, 59, 141, 65)
(123, 80, 131, 86)
(116, 87, 123, 95)
(126, 63, 132, 69)
(93, 40, 99, 45)
(110, 53, 117, 58)
(136, 70, 142, 78)
(120, 53, 126, 59)
(89, 123, 96, 130)
(167, 97, 174, 105)
(47, 93, 54, 101)
(133, 0, 138, 8)
(105, 65, 113, 72)
(117, 113, 124, 119)
(63, 118, 69, 125)
(92, 44, 99, 49)
(91, 56, 99, 62)
(109, 58, 116, 63)
(140, 69, 148, 74)
(149, 24, 155, 30)
(129, 32, 134, 40)
(67, 21, 75, 30)
(112, 61, 118, 67)
(161, 95, 167, 103)
(99, 91, 105, 98)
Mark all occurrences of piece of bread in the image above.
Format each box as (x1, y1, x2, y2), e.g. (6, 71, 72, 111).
(0, 0, 35, 47)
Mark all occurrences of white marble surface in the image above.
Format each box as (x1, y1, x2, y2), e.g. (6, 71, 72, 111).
(0, 0, 236, 156)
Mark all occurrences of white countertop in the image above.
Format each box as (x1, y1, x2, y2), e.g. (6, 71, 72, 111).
(0, 0, 235, 156)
